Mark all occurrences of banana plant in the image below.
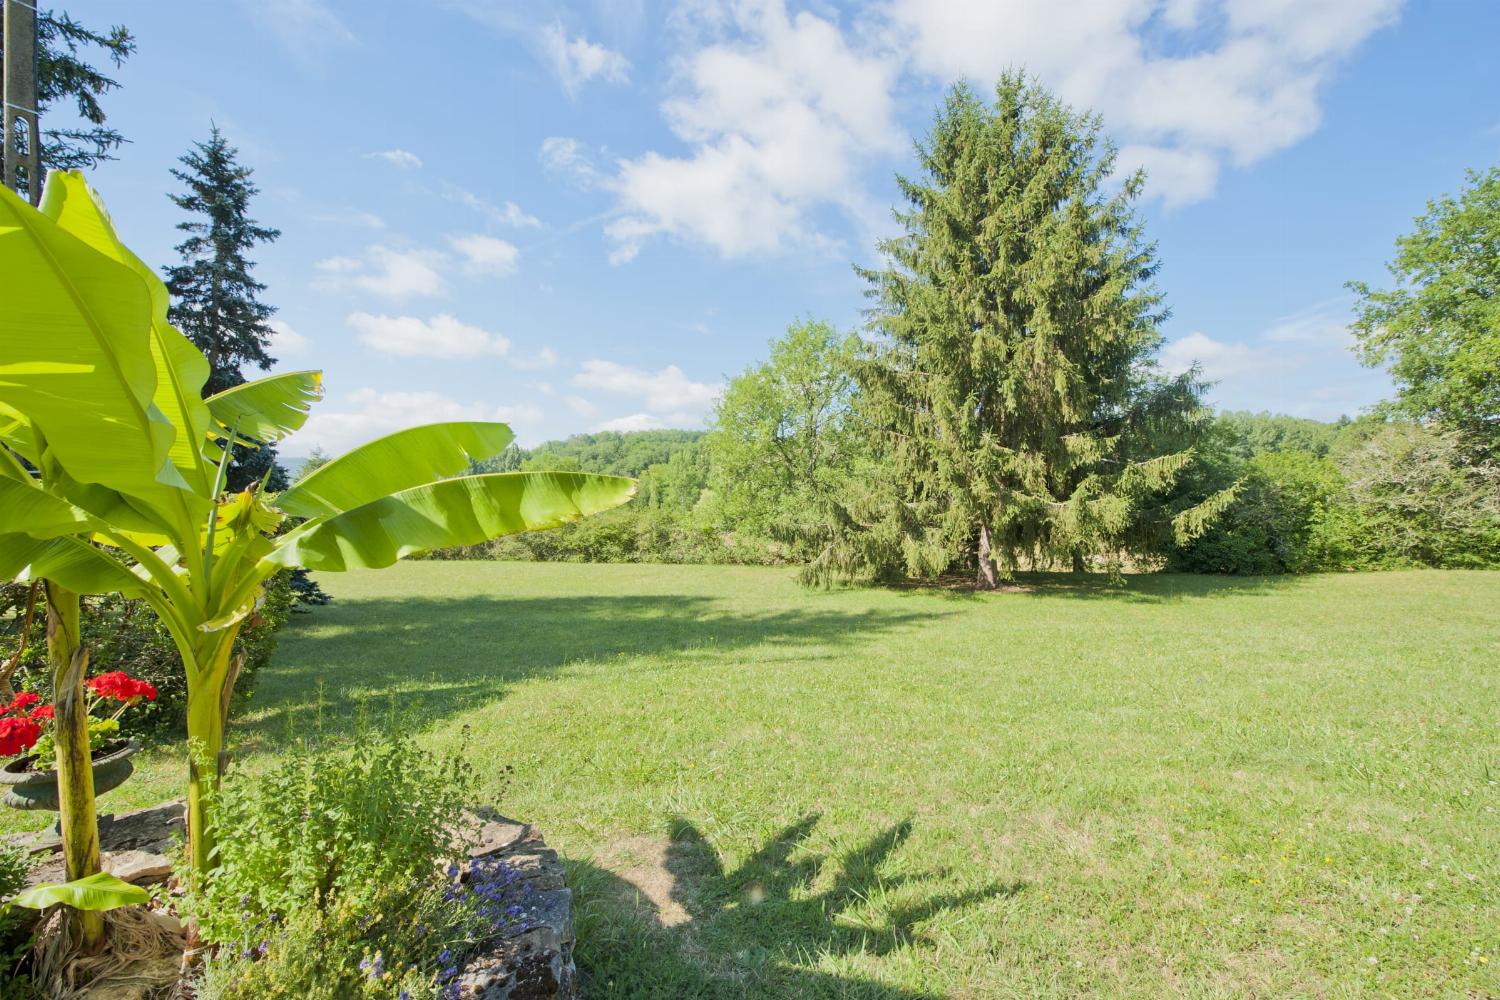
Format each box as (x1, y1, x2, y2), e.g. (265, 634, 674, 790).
(0, 172, 636, 885)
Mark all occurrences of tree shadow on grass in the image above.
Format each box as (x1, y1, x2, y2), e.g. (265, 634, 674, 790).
(237, 594, 945, 749)
(569, 813, 1018, 999)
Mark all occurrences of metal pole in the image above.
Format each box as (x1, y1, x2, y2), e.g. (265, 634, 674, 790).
(2, 0, 43, 204)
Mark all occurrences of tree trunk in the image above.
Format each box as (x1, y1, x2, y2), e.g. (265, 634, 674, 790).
(45, 583, 104, 953)
(976, 523, 999, 590)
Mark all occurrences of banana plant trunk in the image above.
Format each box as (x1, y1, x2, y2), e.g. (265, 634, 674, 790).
(182, 625, 244, 886)
(44, 582, 104, 952)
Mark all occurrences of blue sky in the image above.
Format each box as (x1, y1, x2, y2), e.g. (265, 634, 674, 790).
(55, 0, 1500, 455)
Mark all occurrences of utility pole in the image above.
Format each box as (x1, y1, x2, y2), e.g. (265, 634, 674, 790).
(2, 0, 42, 204)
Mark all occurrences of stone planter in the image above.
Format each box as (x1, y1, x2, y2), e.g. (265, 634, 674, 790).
(0, 738, 138, 811)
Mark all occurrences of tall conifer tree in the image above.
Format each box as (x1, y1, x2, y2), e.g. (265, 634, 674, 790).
(163, 126, 285, 491)
(850, 75, 1224, 587)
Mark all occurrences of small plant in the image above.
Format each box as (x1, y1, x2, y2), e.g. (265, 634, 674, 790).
(0, 674, 156, 771)
(183, 726, 513, 997)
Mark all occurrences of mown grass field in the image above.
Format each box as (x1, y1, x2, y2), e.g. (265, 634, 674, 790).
(6, 563, 1497, 998)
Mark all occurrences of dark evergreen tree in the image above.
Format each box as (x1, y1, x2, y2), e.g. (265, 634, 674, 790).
(843, 75, 1228, 588)
(163, 126, 285, 492)
(0, 9, 135, 175)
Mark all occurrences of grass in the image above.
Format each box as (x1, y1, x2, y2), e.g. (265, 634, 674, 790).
(5, 563, 1498, 998)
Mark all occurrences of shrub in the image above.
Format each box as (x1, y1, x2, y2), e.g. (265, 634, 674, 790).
(1170, 450, 1362, 574)
(183, 729, 472, 944)
(1336, 423, 1500, 567)
(185, 727, 505, 998)
(0, 841, 36, 993)
(195, 881, 483, 1000)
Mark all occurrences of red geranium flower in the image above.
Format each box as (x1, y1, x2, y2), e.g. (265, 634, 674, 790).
(4, 692, 40, 716)
(29, 705, 54, 723)
(87, 672, 157, 703)
(0, 716, 41, 758)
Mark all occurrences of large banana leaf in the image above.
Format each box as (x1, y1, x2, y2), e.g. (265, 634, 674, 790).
(0, 179, 193, 512)
(207, 370, 323, 445)
(0, 478, 100, 539)
(0, 182, 186, 505)
(39, 171, 214, 494)
(276, 421, 514, 519)
(0, 534, 147, 597)
(11, 872, 149, 912)
(267, 471, 636, 572)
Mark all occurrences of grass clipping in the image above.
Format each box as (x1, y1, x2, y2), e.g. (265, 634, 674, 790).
(32, 905, 185, 999)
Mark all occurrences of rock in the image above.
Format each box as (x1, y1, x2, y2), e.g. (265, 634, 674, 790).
(103, 849, 173, 886)
(5, 800, 185, 894)
(469, 816, 534, 860)
(450, 808, 578, 999)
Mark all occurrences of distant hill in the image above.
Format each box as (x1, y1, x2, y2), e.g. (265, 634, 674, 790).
(516, 430, 707, 477)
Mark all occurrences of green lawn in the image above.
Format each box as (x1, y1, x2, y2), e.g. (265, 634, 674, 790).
(7, 563, 1498, 998)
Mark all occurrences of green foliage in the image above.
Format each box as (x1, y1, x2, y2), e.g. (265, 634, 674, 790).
(1335, 422, 1500, 567)
(1171, 417, 1500, 573)
(196, 881, 481, 1000)
(848, 76, 1213, 585)
(1170, 450, 1359, 574)
(1213, 411, 1346, 460)
(515, 430, 707, 478)
(1350, 164, 1500, 455)
(707, 320, 864, 560)
(28, 717, 117, 772)
(182, 728, 473, 946)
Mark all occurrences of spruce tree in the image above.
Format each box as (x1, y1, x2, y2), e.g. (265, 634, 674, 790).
(163, 126, 285, 492)
(849, 75, 1222, 587)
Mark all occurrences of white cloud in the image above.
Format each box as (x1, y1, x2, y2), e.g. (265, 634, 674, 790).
(512, 347, 560, 371)
(539, 137, 603, 189)
(1161, 330, 1262, 378)
(565, 395, 598, 417)
(542, 23, 631, 94)
(573, 360, 722, 413)
(449, 234, 521, 277)
(887, 0, 1403, 204)
(366, 148, 423, 170)
(314, 255, 362, 274)
(595, 413, 668, 432)
(605, 0, 900, 261)
(316, 246, 447, 300)
(348, 312, 510, 359)
(267, 320, 309, 358)
(239, 0, 353, 57)
(293, 388, 542, 455)
(444, 185, 542, 228)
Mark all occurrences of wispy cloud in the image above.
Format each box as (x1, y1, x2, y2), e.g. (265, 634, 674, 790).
(443, 184, 542, 228)
(366, 148, 423, 170)
(347, 312, 510, 359)
(315, 246, 447, 300)
(239, 0, 355, 59)
(448, 234, 521, 277)
(542, 23, 630, 95)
